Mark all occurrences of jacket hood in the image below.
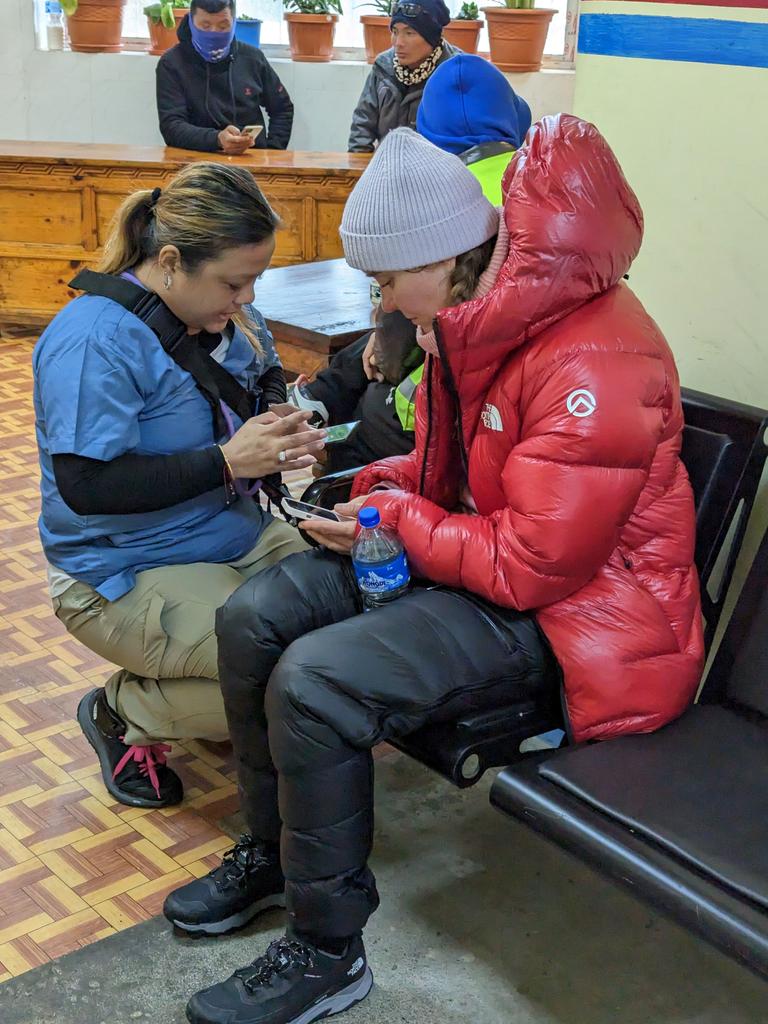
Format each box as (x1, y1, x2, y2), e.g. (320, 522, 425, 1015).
(176, 14, 240, 66)
(417, 53, 532, 154)
(438, 115, 644, 422)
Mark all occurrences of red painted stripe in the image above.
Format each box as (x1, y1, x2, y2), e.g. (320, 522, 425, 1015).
(581, 0, 768, 8)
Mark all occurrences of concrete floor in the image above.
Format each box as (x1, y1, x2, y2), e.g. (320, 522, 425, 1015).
(2, 754, 767, 1024)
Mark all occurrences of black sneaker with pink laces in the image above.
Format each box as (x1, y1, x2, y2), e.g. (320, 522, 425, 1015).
(77, 687, 183, 808)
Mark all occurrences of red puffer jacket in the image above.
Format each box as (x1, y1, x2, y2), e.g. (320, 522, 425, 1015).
(353, 115, 704, 742)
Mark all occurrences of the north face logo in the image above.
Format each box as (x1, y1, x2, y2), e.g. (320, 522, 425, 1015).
(481, 403, 503, 431)
(347, 957, 364, 976)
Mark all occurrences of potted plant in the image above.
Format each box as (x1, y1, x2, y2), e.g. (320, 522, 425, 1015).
(235, 13, 263, 48)
(482, 0, 556, 72)
(358, 0, 392, 64)
(283, 0, 342, 62)
(443, 2, 482, 55)
(144, 0, 190, 56)
(60, 0, 128, 53)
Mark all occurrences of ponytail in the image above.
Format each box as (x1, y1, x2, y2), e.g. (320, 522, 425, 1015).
(98, 190, 158, 276)
(96, 164, 280, 353)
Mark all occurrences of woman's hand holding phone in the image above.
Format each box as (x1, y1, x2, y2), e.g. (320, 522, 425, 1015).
(298, 495, 368, 554)
(220, 410, 325, 478)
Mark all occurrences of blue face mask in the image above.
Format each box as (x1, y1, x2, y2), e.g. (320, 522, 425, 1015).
(189, 20, 235, 62)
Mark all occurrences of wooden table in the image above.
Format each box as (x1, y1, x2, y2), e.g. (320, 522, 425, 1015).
(0, 141, 369, 336)
(256, 258, 374, 375)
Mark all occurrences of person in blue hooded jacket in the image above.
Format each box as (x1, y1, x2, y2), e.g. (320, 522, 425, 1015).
(417, 52, 532, 206)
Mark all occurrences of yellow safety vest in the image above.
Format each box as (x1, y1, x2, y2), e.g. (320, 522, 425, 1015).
(394, 362, 424, 432)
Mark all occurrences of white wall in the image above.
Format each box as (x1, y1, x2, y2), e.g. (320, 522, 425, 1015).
(0, 0, 574, 151)
(573, 1, 768, 641)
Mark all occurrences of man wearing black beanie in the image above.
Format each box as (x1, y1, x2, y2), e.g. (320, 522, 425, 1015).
(349, 0, 457, 152)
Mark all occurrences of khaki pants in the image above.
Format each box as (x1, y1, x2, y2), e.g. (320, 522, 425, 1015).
(53, 519, 308, 745)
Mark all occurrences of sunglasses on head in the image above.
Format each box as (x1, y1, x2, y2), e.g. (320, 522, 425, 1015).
(393, 3, 426, 16)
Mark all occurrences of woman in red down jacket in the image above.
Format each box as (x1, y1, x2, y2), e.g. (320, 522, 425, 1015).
(173, 117, 704, 1024)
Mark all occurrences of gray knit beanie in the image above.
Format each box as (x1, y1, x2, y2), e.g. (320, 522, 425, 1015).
(340, 127, 499, 272)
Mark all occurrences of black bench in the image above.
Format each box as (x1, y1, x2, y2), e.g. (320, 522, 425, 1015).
(490, 511, 768, 978)
(302, 388, 768, 787)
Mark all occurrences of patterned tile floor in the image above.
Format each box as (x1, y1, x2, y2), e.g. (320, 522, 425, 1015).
(0, 339, 321, 981)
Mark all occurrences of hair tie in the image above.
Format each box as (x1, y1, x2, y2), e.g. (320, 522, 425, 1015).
(149, 187, 162, 209)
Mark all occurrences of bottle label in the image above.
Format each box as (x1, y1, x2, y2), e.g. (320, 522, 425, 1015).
(353, 551, 410, 595)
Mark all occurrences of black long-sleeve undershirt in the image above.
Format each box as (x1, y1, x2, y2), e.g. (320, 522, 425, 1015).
(51, 360, 285, 517)
(53, 447, 225, 517)
(259, 364, 287, 408)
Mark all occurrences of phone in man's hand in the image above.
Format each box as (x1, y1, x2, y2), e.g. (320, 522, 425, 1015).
(324, 421, 360, 444)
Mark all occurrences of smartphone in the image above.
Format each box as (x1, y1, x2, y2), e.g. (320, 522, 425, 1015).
(324, 421, 360, 445)
(282, 498, 345, 525)
(242, 124, 263, 139)
(285, 380, 309, 403)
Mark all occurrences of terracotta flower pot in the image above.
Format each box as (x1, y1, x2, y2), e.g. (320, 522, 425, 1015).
(442, 18, 482, 55)
(284, 13, 338, 63)
(65, 0, 127, 53)
(360, 15, 392, 64)
(147, 8, 187, 57)
(481, 7, 556, 72)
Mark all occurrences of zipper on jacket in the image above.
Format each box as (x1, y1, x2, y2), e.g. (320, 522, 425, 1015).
(418, 355, 434, 497)
(433, 320, 470, 478)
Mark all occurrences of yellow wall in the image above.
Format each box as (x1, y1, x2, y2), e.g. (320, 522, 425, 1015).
(573, 0, 768, 582)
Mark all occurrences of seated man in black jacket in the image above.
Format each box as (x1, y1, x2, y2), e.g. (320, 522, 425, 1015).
(288, 308, 422, 475)
(156, 0, 294, 154)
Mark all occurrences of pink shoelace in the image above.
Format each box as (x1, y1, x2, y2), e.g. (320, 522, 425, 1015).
(112, 740, 172, 800)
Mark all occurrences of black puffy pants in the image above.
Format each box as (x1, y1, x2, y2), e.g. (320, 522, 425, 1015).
(216, 547, 557, 940)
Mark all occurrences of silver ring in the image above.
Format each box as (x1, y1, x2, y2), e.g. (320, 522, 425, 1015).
(278, 450, 287, 464)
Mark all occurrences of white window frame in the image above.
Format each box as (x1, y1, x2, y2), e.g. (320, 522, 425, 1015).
(35, 0, 578, 66)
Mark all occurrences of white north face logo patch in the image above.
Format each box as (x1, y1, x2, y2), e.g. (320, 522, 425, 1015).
(566, 389, 597, 418)
(481, 403, 503, 431)
(347, 957, 365, 977)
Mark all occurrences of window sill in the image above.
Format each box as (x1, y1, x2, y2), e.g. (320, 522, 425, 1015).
(38, 40, 574, 73)
(264, 44, 575, 72)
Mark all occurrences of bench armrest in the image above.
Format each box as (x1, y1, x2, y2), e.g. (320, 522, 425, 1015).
(301, 467, 364, 510)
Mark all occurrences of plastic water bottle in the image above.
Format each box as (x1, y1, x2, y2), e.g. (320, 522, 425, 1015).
(46, 1, 65, 50)
(351, 507, 410, 610)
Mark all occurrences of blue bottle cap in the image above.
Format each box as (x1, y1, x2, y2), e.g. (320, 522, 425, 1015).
(358, 506, 380, 528)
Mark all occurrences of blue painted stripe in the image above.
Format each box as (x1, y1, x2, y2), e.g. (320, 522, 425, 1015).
(578, 13, 768, 68)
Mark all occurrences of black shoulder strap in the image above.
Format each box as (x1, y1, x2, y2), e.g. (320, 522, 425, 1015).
(68, 269, 293, 510)
(69, 269, 255, 429)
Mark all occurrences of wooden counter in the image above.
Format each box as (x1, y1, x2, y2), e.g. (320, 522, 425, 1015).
(0, 141, 369, 337)
(257, 259, 374, 376)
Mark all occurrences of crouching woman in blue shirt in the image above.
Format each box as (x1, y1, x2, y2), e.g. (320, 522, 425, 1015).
(33, 163, 324, 809)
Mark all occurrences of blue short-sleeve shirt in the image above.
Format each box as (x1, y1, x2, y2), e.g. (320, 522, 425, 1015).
(34, 295, 281, 601)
